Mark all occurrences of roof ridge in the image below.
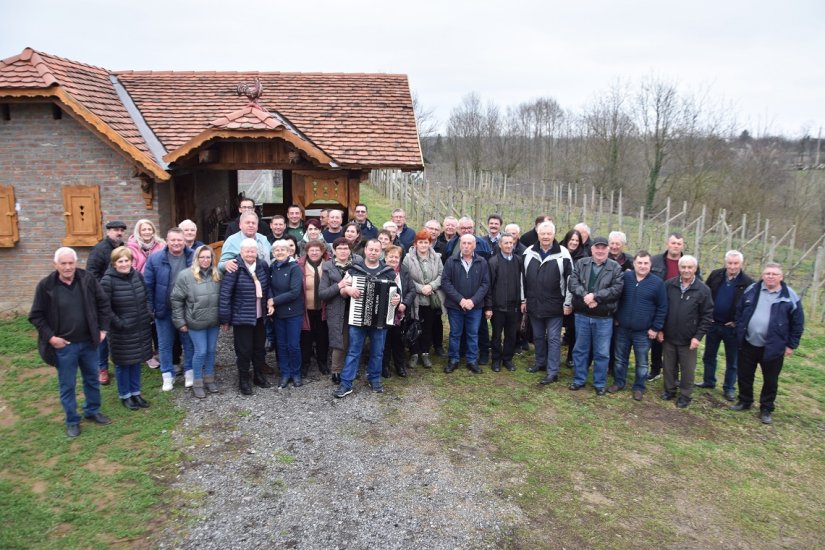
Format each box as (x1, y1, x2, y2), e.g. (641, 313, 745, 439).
(115, 69, 407, 77)
(30, 48, 112, 75)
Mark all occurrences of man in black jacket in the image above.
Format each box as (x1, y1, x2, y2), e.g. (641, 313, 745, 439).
(659, 255, 713, 408)
(85, 220, 127, 385)
(29, 247, 112, 438)
(696, 250, 754, 401)
(224, 197, 272, 240)
(485, 233, 524, 372)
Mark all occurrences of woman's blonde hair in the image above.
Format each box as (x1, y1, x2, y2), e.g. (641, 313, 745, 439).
(132, 219, 165, 245)
(192, 245, 221, 283)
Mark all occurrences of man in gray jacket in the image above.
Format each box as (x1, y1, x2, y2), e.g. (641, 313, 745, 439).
(568, 237, 624, 395)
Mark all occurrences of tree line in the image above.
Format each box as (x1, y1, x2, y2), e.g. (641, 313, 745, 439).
(414, 77, 825, 242)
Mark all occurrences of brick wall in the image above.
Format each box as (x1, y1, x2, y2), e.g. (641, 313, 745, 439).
(0, 102, 159, 315)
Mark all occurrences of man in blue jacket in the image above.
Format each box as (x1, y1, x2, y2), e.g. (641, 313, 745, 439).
(611, 251, 668, 401)
(144, 228, 194, 392)
(731, 262, 804, 424)
(442, 234, 490, 374)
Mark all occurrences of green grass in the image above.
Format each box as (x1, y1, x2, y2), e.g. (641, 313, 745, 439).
(385, 325, 825, 549)
(0, 317, 184, 549)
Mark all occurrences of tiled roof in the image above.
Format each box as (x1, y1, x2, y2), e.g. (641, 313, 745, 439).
(0, 48, 423, 171)
(0, 48, 151, 156)
(116, 71, 422, 168)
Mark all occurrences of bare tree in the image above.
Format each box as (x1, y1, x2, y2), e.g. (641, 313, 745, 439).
(584, 82, 636, 192)
(636, 76, 679, 211)
(446, 92, 485, 179)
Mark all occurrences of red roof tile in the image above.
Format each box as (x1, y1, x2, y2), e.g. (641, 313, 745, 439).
(210, 105, 284, 131)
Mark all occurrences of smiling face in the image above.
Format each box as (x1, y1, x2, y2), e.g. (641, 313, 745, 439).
(270, 218, 285, 237)
(488, 218, 501, 236)
(197, 248, 213, 270)
(591, 243, 609, 263)
(354, 205, 367, 223)
(364, 240, 382, 265)
(762, 266, 784, 291)
(566, 233, 580, 250)
(608, 237, 624, 257)
(181, 224, 198, 245)
(272, 245, 289, 262)
(334, 243, 351, 263)
(306, 245, 323, 262)
(384, 251, 400, 269)
(344, 225, 359, 242)
(139, 222, 155, 243)
(499, 235, 515, 255)
(240, 245, 258, 265)
(679, 259, 697, 282)
(306, 225, 321, 240)
(378, 233, 391, 249)
(327, 210, 343, 231)
(167, 232, 185, 256)
(287, 206, 302, 225)
(240, 216, 257, 238)
(726, 255, 743, 278)
(634, 254, 651, 277)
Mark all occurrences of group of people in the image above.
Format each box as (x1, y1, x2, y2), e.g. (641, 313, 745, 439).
(29, 201, 805, 438)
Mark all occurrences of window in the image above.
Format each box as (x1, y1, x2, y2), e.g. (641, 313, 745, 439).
(61, 185, 102, 246)
(0, 184, 18, 247)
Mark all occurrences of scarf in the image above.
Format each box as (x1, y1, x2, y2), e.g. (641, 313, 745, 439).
(306, 258, 322, 310)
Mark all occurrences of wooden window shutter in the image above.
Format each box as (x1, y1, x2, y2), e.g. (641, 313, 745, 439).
(0, 184, 19, 247)
(62, 185, 102, 246)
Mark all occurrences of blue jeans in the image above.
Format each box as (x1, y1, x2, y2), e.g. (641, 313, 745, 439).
(54, 341, 101, 426)
(612, 326, 652, 392)
(529, 315, 564, 376)
(341, 325, 387, 389)
(114, 364, 142, 398)
(155, 316, 193, 375)
(572, 314, 613, 389)
(447, 307, 482, 364)
(701, 323, 738, 392)
(98, 338, 110, 371)
(188, 326, 219, 381)
(275, 315, 303, 380)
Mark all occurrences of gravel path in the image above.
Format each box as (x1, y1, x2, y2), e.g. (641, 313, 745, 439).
(155, 333, 526, 549)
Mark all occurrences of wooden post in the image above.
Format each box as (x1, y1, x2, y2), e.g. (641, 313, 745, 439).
(768, 235, 777, 263)
(762, 219, 770, 258)
(810, 245, 824, 319)
(618, 188, 623, 231)
(638, 205, 645, 248)
(788, 225, 797, 266)
(664, 197, 671, 244)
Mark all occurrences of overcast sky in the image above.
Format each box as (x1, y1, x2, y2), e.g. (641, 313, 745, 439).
(4, 0, 823, 137)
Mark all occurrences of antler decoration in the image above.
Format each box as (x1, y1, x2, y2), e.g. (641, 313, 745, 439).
(236, 78, 264, 105)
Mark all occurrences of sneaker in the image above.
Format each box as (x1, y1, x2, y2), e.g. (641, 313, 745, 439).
(370, 382, 384, 393)
(420, 353, 433, 368)
(760, 411, 773, 424)
(408, 354, 419, 369)
(66, 424, 81, 438)
(184, 370, 194, 388)
(146, 356, 160, 369)
(161, 372, 174, 392)
(723, 390, 736, 402)
(730, 401, 752, 411)
(647, 371, 662, 382)
(333, 385, 352, 399)
(98, 368, 110, 385)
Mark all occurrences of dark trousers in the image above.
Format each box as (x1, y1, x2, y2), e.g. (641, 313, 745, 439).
(491, 308, 519, 362)
(650, 339, 663, 374)
(415, 305, 438, 354)
(233, 318, 267, 378)
(432, 311, 444, 350)
(383, 325, 404, 368)
(563, 314, 576, 364)
(300, 309, 329, 371)
(737, 341, 785, 412)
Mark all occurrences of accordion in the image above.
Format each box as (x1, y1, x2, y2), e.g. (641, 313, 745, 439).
(347, 274, 399, 328)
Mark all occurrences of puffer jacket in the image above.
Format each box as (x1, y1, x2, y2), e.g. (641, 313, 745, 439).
(402, 247, 444, 313)
(736, 280, 805, 361)
(523, 242, 572, 317)
(319, 258, 351, 350)
(569, 257, 624, 317)
(86, 237, 121, 280)
(144, 246, 194, 319)
(100, 267, 153, 365)
(219, 256, 271, 326)
(170, 267, 221, 330)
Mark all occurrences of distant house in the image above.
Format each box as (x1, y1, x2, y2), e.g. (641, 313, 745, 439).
(0, 48, 423, 313)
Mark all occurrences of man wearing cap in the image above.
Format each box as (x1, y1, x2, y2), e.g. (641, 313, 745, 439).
(86, 220, 127, 385)
(568, 236, 624, 395)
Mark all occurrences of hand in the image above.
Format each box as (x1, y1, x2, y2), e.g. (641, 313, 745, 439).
(99, 331, 107, 342)
(587, 300, 598, 309)
(398, 303, 406, 313)
(647, 329, 658, 340)
(421, 284, 432, 296)
(521, 303, 528, 314)
(49, 336, 70, 349)
(179, 325, 189, 333)
(656, 332, 664, 343)
(563, 305, 572, 316)
(347, 286, 361, 299)
(485, 310, 493, 320)
(390, 294, 401, 306)
(225, 259, 238, 273)
(784, 346, 794, 358)
(689, 338, 700, 350)
(584, 292, 596, 306)
(221, 323, 230, 332)
(460, 298, 474, 310)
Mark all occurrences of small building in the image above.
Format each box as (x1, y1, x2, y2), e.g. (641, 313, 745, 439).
(0, 48, 423, 314)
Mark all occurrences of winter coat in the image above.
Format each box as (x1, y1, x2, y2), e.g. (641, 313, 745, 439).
(402, 248, 444, 314)
(100, 267, 153, 365)
(29, 269, 111, 366)
(397, 225, 416, 251)
(269, 258, 305, 319)
(219, 256, 271, 326)
(86, 237, 121, 280)
(609, 252, 634, 272)
(651, 250, 702, 282)
(170, 268, 221, 331)
(441, 254, 490, 311)
(298, 255, 328, 330)
(736, 281, 804, 362)
(615, 271, 668, 332)
(662, 277, 714, 346)
(705, 268, 755, 324)
(523, 242, 572, 317)
(397, 264, 417, 312)
(126, 235, 164, 274)
(144, 246, 194, 320)
(569, 257, 624, 317)
(319, 258, 351, 350)
(485, 250, 524, 312)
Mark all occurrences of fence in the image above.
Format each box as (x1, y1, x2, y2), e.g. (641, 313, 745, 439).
(369, 169, 825, 321)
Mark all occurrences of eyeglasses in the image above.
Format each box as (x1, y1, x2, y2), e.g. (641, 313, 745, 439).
(763, 272, 782, 277)
(355, 209, 367, 214)
(426, 226, 439, 231)
(239, 205, 255, 210)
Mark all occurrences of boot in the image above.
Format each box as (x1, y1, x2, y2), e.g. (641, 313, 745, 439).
(253, 371, 273, 388)
(381, 362, 391, 378)
(420, 353, 432, 368)
(161, 372, 174, 392)
(408, 354, 419, 369)
(301, 362, 309, 379)
(192, 380, 206, 399)
(184, 370, 194, 388)
(204, 374, 219, 394)
(331, 372, 341, 385)
(396, 363, 407, 377)
(239, 370, 253, 395)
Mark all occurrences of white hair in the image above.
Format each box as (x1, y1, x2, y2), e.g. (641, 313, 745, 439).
(574, 222, 591, 234)
(537, 220, 556, 234)
(504, 223, 521, 235)
(178, 219, 197, 230)
(53, 247, 77, 262)
(725, 250, 744, 262)
(679, 254, 698, 268)
(240, 238, 258, 250)
(271, 239, 290, 251)
(608, 231, 627, 245)
(382, 221, 398, 230)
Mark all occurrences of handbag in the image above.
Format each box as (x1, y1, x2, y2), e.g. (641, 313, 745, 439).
(400, 312, 423, 348)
